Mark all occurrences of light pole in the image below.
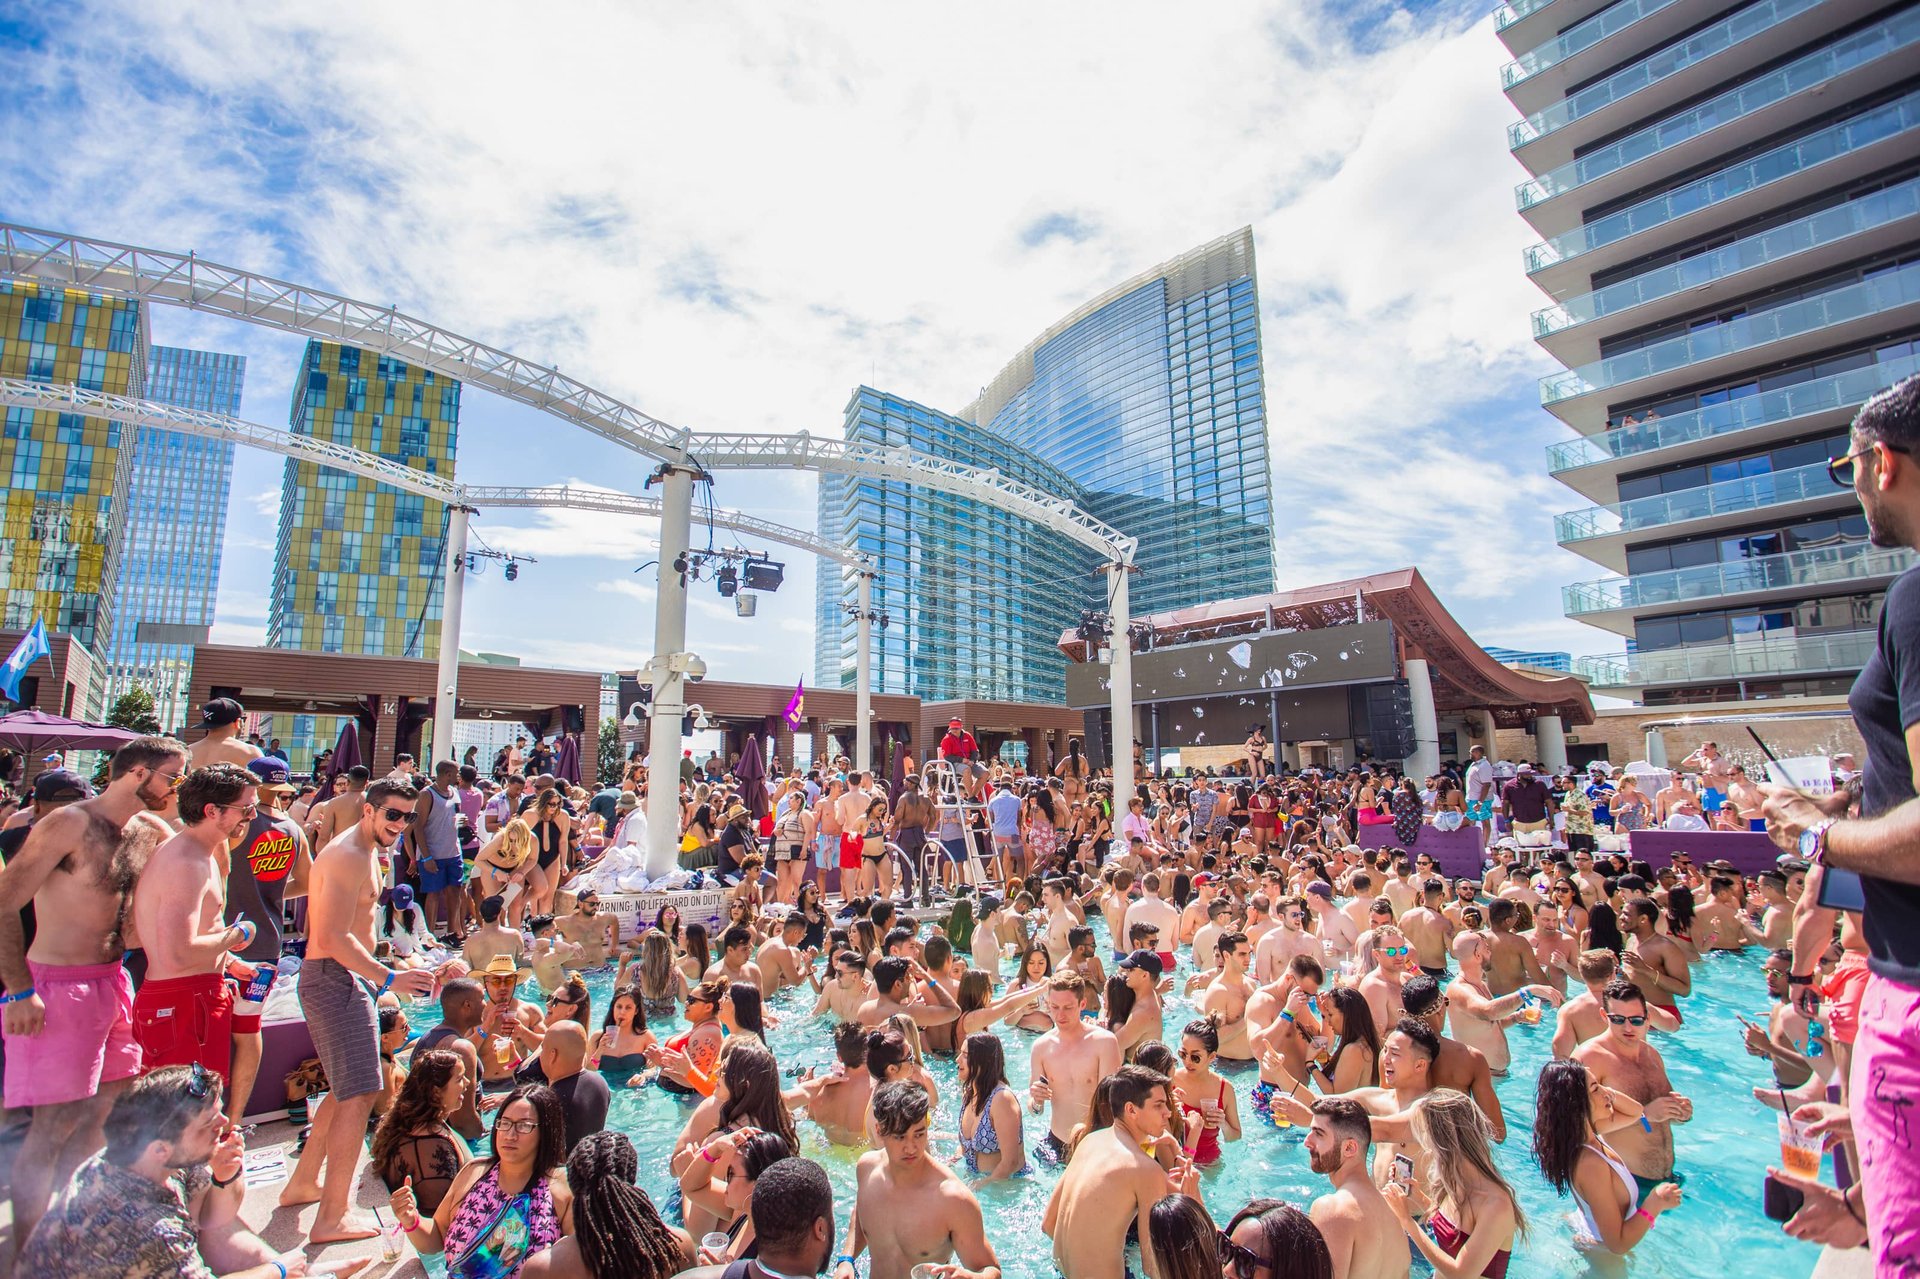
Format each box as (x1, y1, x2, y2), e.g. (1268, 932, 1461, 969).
(643, 460, 707, 874)
(1106, 561, 1136, 791)
(845, 568, 884, 775)
(430, 504, 472, 766)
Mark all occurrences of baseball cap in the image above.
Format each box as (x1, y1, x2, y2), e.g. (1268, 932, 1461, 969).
(246, 756, 296, 792)
(1193, 872, 1215, 886)
(1118, 950, 1165, 978)
(978, 894, 1003, 915)
(32, 768, 91, 801)
(1304, 881, 1333, 900)
(1517, 763, 1534, 775)
(200, 697, 245, 728)
(389, 884, 416, 911)
(948, 717, 963, 727)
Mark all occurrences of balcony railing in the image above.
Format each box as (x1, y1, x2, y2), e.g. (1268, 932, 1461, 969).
(1517, 10, 1920, 209)
(1541, 259, 1920, 404)
(1495, 0, 1559, 31)
(1524, 91, 1920, 273)
(1575, 629, 1877, 684)
(1533, 177, 1920, 337)
(1503, 0, 1684, 90)
(1509, 0, 1822, 140)
(1555, 460, 1839, 542)
(1546, 353, 1920, 472)
(1563, 542, 1914, 615)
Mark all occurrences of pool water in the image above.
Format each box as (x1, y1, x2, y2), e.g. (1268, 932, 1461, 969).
(559, 930, 1814, 1279)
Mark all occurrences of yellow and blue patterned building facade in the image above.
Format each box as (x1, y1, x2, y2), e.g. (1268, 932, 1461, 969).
(268, 340, 461, 660)
(0, 280, 148, 666)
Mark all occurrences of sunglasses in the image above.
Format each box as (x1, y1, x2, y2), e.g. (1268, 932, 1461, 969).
(687, 996, 716, 1007)
(215, 802, 259, 818)
(1829, 441, 1911, 486)
(1181, 1049, 1208, 1063)
(1606, 1014, 1648, 1027)
(378, 806, 412, 823)
(186, 1061, 214, 1100)
(1217, 1230, 1267, 1278)
(1379, 945, 1411, 958)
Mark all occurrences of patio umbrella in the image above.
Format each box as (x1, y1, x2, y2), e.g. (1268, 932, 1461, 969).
(554, 733, 582, 786)
(326, 720, 362, 789)
(0, 709, 143, 754)
(737, 733, 770, 819)
(889, 729, 907, 798)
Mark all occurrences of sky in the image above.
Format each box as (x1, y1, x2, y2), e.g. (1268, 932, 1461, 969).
(0, 0, 1617, 686)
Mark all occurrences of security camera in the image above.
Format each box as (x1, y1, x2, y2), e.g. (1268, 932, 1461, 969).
(685, 655, 708, 682)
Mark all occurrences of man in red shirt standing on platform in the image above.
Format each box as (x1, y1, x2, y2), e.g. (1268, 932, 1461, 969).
(939, 718, 979, 767)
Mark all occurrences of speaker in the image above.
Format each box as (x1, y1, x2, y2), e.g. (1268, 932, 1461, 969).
(1081, 710, 1108, 767)
(1356, 681, 1416, 761)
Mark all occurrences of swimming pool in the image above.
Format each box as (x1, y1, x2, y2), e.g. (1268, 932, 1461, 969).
(560, 934, 1814, 1279)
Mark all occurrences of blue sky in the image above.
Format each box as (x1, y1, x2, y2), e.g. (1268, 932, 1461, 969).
(0, 0, 1613, 683)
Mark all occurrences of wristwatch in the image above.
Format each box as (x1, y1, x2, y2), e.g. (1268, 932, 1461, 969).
(1799, 818, 1838, 867)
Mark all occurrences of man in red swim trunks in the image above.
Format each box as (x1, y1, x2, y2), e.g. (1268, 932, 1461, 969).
(129, 764, 264, 1081)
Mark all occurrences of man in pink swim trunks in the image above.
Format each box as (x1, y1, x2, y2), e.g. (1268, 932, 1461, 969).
(0, 735, 186, 1257)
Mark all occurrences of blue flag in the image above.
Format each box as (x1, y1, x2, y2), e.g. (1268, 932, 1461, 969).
(0, 619, 50, 703)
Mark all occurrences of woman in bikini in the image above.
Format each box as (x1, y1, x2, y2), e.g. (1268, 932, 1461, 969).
(1171, 1015, 1241, 1166)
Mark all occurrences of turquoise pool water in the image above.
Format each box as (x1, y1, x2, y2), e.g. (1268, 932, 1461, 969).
(553, 937, 1814, 1279)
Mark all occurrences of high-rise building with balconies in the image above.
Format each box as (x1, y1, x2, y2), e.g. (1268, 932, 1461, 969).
(1506, 0, 1920, 704)
(816, 229, 1276, 703)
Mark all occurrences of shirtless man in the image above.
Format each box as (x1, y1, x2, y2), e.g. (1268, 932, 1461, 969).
(705, 925, 765, 990)
(1271, 1021, 1441, 1195)
(1435, 931, 1561, 1076)
(0, 735, 184, 1253)
(1692, 875, 1747, 952)
(1026, 975, 1121, 1164)
(1397, 881, 1452, 979)
(1179, 875, 1217, 944)
(1242, 892, 1277, 948)
(1380, 858, 1417, 919)
(757, 914, 819, 997)
(1524, 901, 1577, 996)
(1399, 975, 1506, 1142)
(1305, 1097, 1411, 1279)
(836, 1081, 999, 1279)
(1575, 980, 1693, 1196)
(1253, 895, 1316, 983)
(1653, 774, 1693, 828)
(1040, 878, 1076, 966)
(813, 951, 874, 1023)
(854, 956, 960, 1030)
(280, 776, 436, 1243)
(461, 893, 525, 973)
(309, 764, 370, 854)
(1620, 898, 1692, 1023)
(1045, 1065, 1190, 1279)
(798, 1021, 877, 1146)
(1059, 926, 1107, 1013)
(476, 952, 548, 1088)
(1099, 869, 1135, 944)
(555, 889, 618, 968)
(1340, 873, 1376, 934)
(186, 697, 262, 771)
(1743, 870, 1793, 948)
(1552, 949, 1681, 1056)
(1121, 873, 1181, 972)
(1304, 882, 1357, 961)
(1198, 931, 1256, 1061)
(1358, 925, 1411, 1034)
(1482, 898, 1545, 997)
(1680, 740, 1735, 814)
(129, 764, 264, 1082)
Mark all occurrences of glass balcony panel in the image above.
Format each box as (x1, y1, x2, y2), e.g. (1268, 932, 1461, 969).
(1503, 0, 1686, 91)
(1555, 461, 1835, 541)
(1496, 0, 1560, 31)
(1517, 12, 1920, 208)
(1574, 629, 1878, 683)
(1541, 261, 1920, 404)
(1523, 92, 1920, 273)
(1563, 543, 1915, 614)
(1533, 178, 1920, 336)
(1511, 0, 1832, 145)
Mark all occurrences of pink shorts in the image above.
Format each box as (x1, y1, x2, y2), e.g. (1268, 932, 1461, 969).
(1822, 951, 1871, 1045)
(1852, 973, 1920, 1274)
(3, 959, 141, 1108)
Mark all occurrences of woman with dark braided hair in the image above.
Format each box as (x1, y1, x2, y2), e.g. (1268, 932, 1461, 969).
(521, 1131, 692, 1279)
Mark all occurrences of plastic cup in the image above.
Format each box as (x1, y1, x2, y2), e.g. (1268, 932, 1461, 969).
(381, 1226, 403, 1262)
(702, 1232, 731, 1258)
(911, 1266, 944, 1279)
(1778, 1114, 1822, 1178)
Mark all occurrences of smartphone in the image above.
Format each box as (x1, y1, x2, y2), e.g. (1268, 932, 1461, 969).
(1816, 867, 1867, 913)
(1763, 1173, 1805, 1222)
(1392, 1154, 1414, 1190)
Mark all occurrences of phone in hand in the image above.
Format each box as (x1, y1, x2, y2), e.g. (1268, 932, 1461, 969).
(1763, 1173, 1805, 1222)
(1392, 1154, 1415, 1192)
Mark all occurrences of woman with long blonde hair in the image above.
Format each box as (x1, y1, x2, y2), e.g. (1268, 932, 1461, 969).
(475, 817, 538, 926)
(1384, 1089, 1525, 1278)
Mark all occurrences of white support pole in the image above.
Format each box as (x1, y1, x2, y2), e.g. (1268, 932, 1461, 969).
(430, 505, 470, 766)
(1535, 714, 1568, 771)
(645, 465, 697, 877)
(1107, 563, 1135, 792)
(1403, 657, 1440, 779)
(855, 569, 874, 776)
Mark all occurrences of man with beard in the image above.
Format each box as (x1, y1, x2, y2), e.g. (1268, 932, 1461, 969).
(0, 735, 187, 1254)
(1305, 1097, 1411, 1279)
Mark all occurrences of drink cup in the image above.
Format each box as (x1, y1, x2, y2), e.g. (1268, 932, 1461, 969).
(1779, 1114, 1822, 1178)
(702, 1232, 732, 1259)
(911, 1266, 944, 1279)
(381, 1226, 403, 1262)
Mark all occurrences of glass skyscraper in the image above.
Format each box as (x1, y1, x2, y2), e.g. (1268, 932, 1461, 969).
(104, 345, 246, 732)
(0, 280, 148, 708)
(1509, 0, 1920, 705)
(269, 340, 461, 758)
(817, 229, 1276, 702)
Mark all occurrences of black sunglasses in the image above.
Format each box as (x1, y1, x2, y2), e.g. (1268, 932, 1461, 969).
(1830, 440, 1911, 486)
(186, 1061, 213, 1100)
(1218, 1229, 1266, 1278)
(379, 806, 412, 823)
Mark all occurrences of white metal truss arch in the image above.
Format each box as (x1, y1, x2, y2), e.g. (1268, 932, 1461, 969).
(0, 380, 867, 572)
(0, 223, 1136, 564)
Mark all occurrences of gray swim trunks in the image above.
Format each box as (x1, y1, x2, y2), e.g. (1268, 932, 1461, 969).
(297, 957, 383, 1099)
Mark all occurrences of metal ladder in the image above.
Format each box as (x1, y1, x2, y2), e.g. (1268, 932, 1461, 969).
(921, 759, 993, 898)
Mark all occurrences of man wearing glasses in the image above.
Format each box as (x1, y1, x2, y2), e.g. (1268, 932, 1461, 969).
(0, 734, 186, 1256)
(128, 764, 266, 1083)
(1575, 979, 1693, 1201)
(279, 777, 434, 1245)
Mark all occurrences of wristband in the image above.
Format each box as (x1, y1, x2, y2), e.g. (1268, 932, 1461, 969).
(1279, 1010, 1295, 1024)
(271, 1263, 288, 1279)
(378, 970, 395, 996)
(1844, 1184, 1866, 1225)
(1635, 1207, 1657, 1226)
(212, 1167, 241, 1188)
(0, 986, 33, 1005)
(1788, 975, 1814, 986)
(837, 1255, 858, 1270)
(702, 1147, 720, 1163)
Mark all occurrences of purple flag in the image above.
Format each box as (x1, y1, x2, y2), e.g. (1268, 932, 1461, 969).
(782, 678, 805, 730)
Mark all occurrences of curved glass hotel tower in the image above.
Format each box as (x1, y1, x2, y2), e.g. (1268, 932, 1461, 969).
(1507, 0, 1920, 704)
(816, 229, 1276, 703)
